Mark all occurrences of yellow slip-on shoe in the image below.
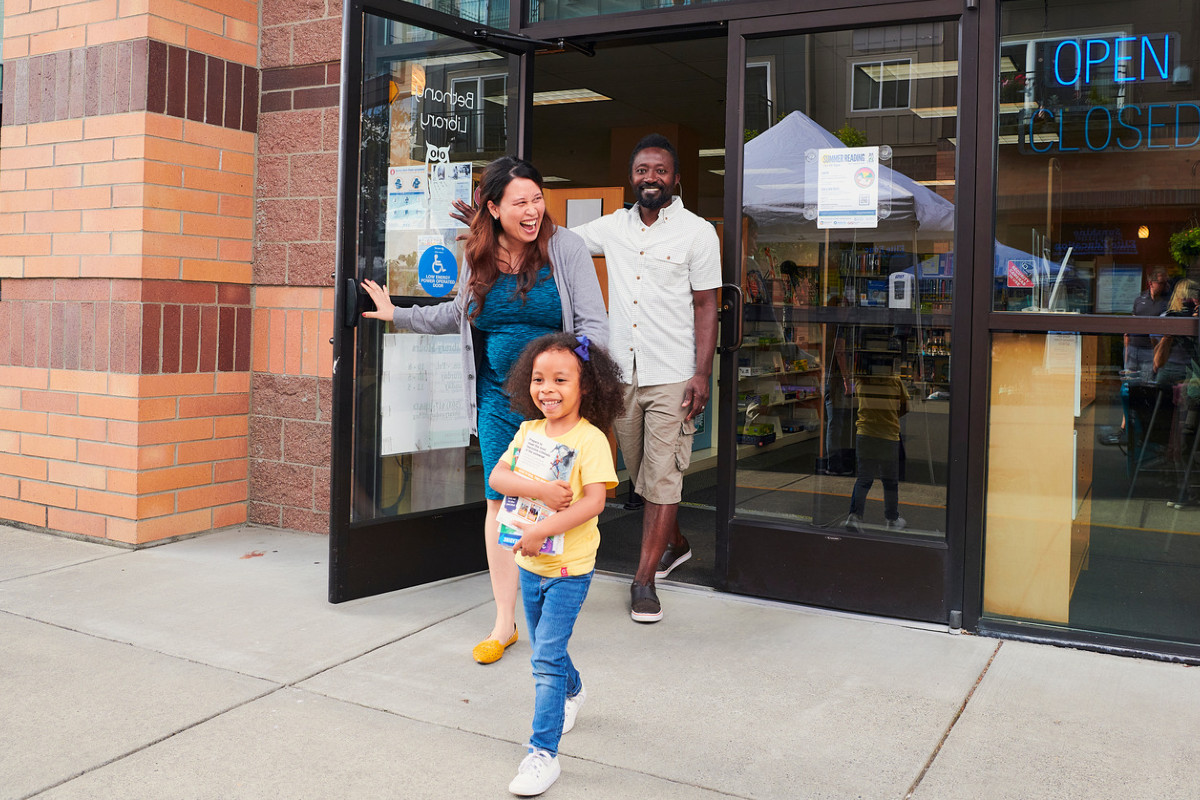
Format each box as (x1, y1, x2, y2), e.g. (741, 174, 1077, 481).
(472, 627, 518, 664)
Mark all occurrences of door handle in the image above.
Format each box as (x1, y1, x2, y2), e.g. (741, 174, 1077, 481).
(719, 282, 744, 353)
(343, 278, 360, 328)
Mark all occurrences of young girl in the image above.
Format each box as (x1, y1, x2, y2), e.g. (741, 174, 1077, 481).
(488, 332, 624, 797)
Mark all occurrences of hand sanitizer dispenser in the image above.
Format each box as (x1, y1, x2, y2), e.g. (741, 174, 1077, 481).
(889, 271, 914, 309)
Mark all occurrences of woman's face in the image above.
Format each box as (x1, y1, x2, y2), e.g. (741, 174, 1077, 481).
(487, 177, 544, 250)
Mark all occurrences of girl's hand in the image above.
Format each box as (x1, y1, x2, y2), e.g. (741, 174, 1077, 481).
(539, 480, 573, 512)
(508, 519, 551, 557)
(360, 279, 395, 321)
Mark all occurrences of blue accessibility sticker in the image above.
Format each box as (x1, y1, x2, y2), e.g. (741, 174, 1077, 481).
(418, 245, 458, 297)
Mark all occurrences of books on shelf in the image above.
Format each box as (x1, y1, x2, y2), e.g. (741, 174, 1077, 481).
(495, 431, 575, 556)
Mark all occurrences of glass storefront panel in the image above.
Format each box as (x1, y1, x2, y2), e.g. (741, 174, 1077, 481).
(995, 0, 1199, 313)
(737, 24, 958, 539)
(985, 331, 1200, 645)
(529, 0, 730, 24)
(352, 13, 518, 521)
(389, 0, 509, 28)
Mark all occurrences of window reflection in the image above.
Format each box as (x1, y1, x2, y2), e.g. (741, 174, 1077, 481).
(737, 26, 957, 539)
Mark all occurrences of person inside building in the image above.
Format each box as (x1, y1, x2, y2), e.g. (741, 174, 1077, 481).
(845, 354, 910, 532)
(1100, 265, 1171, 447)
(361, 156, 608, 664)
(570, 134, 721, 623)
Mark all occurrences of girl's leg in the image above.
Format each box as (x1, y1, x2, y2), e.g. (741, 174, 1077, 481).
(484, 498, 519, 643)
(521, 570, 593, 758)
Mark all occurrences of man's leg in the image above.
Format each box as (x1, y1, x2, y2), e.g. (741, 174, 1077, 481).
(634, 500, 678, 586)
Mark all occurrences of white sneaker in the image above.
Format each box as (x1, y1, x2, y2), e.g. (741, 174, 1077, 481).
(562, 682, 587, 734)
(886, 516, 907, 531)
(845, 513, 863, 532)
(509, 749, 560, 796)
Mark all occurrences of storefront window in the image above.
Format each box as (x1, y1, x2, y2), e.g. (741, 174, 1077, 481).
(995, 1, 1197, 313)
(390, 0, 509, 28)
(987, 1, 1200, 648)
(738, 24, 958, 538)
(529, 0, 731, 24)
(985, 331, 1200, 645)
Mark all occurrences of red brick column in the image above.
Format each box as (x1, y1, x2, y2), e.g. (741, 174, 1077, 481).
(250, 0, 341, 533)
(0, 3, 260, 544)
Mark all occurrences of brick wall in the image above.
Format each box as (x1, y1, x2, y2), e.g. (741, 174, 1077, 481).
(0, 1, 261, 544)
(249, 0, 340, 533)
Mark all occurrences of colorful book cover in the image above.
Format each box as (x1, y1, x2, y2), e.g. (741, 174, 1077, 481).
(495, 432, 577, 556)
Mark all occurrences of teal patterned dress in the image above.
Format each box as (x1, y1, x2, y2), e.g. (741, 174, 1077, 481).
(471, 265, 563, 499)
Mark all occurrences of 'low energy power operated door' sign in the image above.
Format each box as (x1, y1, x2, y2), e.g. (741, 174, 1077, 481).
(817, 146, 880, 229)
(418, 244, 458, 297)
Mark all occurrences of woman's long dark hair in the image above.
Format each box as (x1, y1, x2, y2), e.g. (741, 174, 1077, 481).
(505, 333, 626, 432)
(464, 156, 557, 320)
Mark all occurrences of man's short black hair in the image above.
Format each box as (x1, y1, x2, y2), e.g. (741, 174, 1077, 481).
(628, 133, 680, 174)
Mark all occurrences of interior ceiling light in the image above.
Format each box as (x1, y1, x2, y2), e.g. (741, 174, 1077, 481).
(917, 179, 956, 186)
(418, 51, 504, 67)
(541, 175, 570, 182)
(858, 60, 959, 81)
(699, 148, 725, 158)
(533, 89, 611, 105)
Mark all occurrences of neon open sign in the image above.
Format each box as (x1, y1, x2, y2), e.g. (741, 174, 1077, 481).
(1052, 35, 1171, 84)
(1019, 33, 1188, 153)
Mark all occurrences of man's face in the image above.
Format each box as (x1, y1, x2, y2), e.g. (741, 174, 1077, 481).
(630, 147, 677, 212)
(1151, 272, 1169, 298)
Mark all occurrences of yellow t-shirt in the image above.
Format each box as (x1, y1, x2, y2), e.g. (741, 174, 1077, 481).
(508, 418, 618, 577)
(855, 376, 908, 441)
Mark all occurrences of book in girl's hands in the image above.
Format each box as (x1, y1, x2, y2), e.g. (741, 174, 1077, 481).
(496, 431, 577, 556)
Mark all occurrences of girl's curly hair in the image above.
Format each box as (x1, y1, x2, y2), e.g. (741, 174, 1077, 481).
(504, 333, 625, 431)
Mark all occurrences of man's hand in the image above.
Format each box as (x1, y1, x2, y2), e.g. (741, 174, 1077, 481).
(450, 198, 478, 227)
(681, 374, 710, 422)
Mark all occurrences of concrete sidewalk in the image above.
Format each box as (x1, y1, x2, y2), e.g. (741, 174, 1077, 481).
(2, 523, 1198, 800)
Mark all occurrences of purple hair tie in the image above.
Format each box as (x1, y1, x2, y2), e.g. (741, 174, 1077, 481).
(573, 335, 590, 362)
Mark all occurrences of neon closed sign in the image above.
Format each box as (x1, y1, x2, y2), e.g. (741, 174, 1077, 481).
(1019, 33, 1195, 153)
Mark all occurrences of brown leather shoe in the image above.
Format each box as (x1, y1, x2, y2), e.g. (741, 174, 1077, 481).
(655, 538, 692, 579)
(630, 582, 662, 623)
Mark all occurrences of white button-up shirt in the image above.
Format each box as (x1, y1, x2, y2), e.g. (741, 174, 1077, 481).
(574, 196, 721, 386)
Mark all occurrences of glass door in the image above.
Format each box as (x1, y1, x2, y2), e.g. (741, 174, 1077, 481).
(330, 6, 526, 602)
(722, 12, 966, 622)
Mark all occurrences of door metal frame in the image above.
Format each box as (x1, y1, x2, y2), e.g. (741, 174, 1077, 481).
(717, 0, 978, 623)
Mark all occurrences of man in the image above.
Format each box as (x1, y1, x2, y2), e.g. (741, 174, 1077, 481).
(1101, 266, 1170, 446)
(572, 134, 721, 623)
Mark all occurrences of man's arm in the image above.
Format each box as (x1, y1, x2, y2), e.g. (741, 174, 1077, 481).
(682, 288, 718, 421)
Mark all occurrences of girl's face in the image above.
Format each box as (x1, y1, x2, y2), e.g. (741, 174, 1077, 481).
(529, 348, 583, 426)
(487, 177, 544, 250)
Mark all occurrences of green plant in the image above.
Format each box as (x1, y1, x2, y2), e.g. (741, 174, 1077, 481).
(834, 124, 868, 148)
(1169, 227, 1200, 267)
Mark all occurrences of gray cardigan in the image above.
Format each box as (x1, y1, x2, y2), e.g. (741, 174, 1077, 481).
(391, 226, 608, 436)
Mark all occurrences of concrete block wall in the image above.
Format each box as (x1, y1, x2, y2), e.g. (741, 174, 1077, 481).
(0, 1, 270, 544)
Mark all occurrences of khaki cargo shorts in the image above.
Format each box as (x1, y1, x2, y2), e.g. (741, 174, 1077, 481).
(614, 370, 695, 505)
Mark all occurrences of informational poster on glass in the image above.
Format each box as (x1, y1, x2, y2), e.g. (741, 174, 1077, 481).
(1094, 265, 1143, 314)
(817, 146, 880, 229)
(380, 333, 470, 455)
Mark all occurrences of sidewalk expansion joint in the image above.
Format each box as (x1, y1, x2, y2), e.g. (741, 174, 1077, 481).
(903, 639, 1002, 800)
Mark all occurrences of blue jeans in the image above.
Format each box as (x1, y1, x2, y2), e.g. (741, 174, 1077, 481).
(518, 567, 593, 757)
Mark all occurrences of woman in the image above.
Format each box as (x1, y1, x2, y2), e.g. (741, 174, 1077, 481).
(361, 156, 608, 664)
